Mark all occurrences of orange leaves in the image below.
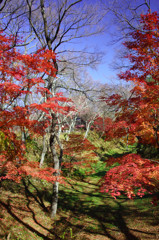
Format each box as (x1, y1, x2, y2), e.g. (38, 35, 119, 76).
(21, 49, 57, 77)
(124, 12, 159, 84)
(62, 134, 97, 171)
(101, 154, 159, 199)
(102, 12, 159, 147)
(100, 12, 159, 201)
(0, 158, 62, 184)
(63, 134, 96, 155)
(93, 117, 113, 134)
(18, 163, 61, 183)
(0, 31, 72, 184)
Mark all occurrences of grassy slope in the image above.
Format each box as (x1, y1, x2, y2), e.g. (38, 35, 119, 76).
(0, 167, 159, 240)
(0, 134, 159, 240)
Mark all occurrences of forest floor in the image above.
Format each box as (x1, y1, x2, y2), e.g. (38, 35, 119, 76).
(0, 165, 159, 240)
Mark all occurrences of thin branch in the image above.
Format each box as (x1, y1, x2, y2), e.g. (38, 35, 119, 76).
(0, 0, 8, 11)
(26, 0, 44, 47)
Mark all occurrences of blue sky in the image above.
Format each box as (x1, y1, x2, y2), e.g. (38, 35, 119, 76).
(87, 0, 159, 85)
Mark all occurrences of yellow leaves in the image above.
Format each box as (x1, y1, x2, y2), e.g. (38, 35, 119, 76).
(0, 131, 11, 152)
(149, 168, 159, 179)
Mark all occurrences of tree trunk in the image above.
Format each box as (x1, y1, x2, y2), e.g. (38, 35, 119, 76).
(50, 112, 62, 218)
(84, 120, 93, 139)
(40, 134, 47, 168)
(51, 180, 59, 218)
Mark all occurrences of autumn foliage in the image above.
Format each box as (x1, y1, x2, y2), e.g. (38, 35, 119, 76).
(100, 12, 159, 199)
(101, 153, 159, 199)
(103, 12, 159, 147)
(0, 31, 71, 183)
(62, 133, 97, 174)
(1, 11, 159, 204)
(92, 117, 113, 135)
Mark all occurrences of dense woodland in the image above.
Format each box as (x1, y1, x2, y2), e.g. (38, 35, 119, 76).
(0, 0, 159, 239)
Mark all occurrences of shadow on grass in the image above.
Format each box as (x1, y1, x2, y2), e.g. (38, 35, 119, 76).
(22, 178, 51, 212)
(0, 199, 61, 240)
(21, 177, 159, 239)
(101, 151, 134, 160)
(1, 176, 158, 240)
(0, 178, 63, 240)
(56, 185, 158, 240)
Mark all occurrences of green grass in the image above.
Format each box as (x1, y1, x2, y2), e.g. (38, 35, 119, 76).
(0, 167, 159, 240)
(0, 134, 159, 240)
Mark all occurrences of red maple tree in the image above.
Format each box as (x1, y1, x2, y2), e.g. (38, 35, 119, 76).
(0, 31, 71, 184)
(100, 12, 159, 199)
(62, 133, 97, 175)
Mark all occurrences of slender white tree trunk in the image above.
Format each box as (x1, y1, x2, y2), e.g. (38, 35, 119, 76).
(84, 120, 93, 139)
(51, 177, 59, 218)
(40, 134, 47, 168)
